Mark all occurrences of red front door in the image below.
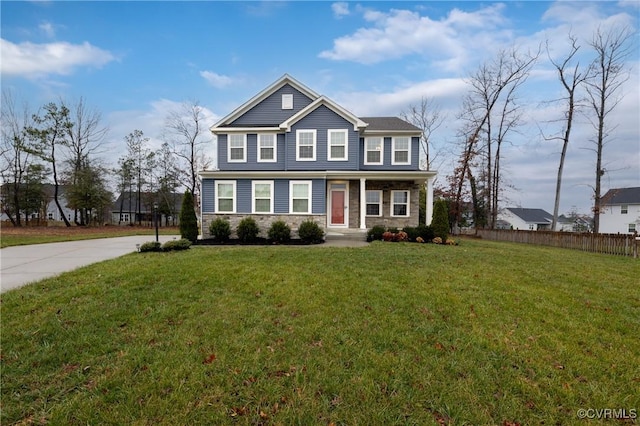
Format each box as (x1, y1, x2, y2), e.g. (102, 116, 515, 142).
(331, 190, 346, 226)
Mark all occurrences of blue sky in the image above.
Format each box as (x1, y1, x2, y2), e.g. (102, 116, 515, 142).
(2, 1, 639, 215)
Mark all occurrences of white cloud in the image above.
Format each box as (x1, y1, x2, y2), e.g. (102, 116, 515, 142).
(0, 38, 115, 78)
(39, 21, 56, 38)
(319, 4, 510, 69)
(331, 2, 350, 19)
(200, 71, 235, 88)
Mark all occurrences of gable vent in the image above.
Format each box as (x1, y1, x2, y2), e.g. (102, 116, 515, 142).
(282, 94, 293, 110)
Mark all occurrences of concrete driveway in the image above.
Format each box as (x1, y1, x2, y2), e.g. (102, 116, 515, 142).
(0, 235, 179, 293)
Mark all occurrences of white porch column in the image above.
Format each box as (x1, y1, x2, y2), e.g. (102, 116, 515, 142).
(425, 177, 434, 225)
(360, 178, 367, 229)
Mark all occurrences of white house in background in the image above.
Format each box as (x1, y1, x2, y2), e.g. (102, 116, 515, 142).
(498, 207, 568, 231)
(598, 187, 640, 234)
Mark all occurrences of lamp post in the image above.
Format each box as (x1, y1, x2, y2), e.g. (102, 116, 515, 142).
(153, 202, 159, 243)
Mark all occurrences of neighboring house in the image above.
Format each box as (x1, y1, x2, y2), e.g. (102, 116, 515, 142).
(1, 183, 74, 225)
(112, 191, 183, 226)
(499, 208, 555, 231)
(598, 187, 640, 234)
(199, 74, 437, 237)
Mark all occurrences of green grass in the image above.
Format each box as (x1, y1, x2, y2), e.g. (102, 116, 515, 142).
(2, 240, 639, 425)
(0, 227, 178, 248)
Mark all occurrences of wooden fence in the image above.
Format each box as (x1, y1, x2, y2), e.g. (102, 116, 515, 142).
(475, 229, 639, 258)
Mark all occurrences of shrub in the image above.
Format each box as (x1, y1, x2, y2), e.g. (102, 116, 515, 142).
(237, 217, 260, 243)
(162, 239, 191, 251)
(396, 231, 409, 242)
(209, 218, 231, 242)
(179, 191, 199, 242)
(268, 220, 291, 244)
(382, 231, 395, 242)
(403, 226, 418, 241)
(415, 224, 435, 242)
(366, 225, 386, 242)
(416, 236, 425, 243)
(298, 220, 324, 244)
(139, 241, 162, 252)
(433, 236, 443, 244)
(431, 199, 450, 242)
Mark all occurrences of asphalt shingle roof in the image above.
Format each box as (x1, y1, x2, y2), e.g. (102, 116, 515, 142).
(359, 117, 422, 132)
(506, 208, 553, 224)
(601, 187, 640, 205)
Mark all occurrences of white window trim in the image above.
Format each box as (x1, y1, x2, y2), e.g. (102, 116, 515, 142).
(365, 190, 383, 217)
(282, 94, 293, 110)
(289, 180, 312, 214)
(390, 190, 410, 217)
(215, 180, 236, 213)
(392, 136, 411, 165)
(296, 129, 316, 161)
(227, 134, 247, 163)
(621, 205, 628, 214)
(328, 129, 348, 161)
(257, 133, 277, 163)
(252, 181, 274, 214)
(364, 137, 383, 165)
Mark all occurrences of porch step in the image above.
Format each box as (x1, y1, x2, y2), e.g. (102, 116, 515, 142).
(325, 229, 368, 242)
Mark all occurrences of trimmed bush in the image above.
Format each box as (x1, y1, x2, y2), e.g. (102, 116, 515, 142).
(179, 191, 199, 242)
(162, 239, 191, 251)
(237, 217, 260, 243)
(432, 199, 450, 242)
(139, 241, 162, 252)
(298, 220, 324, 244)
(268, 220, 291, 244)
(415, 224, 435, 242)
(367, 225, 386, 242)
(209, 218, 231, 242)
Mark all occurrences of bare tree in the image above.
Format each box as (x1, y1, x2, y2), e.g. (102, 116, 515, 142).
(454, 47, 538, 230)
(123, 130, 153, 225)
(543, 34, 588, 231)
(164, 100, 213, 207)
(0, 90, 36, 226)
(28, 102, 73, 227)
(584, 25, 634, 233)
(63, 97, 109, 225)
(401, 97, 445, 170)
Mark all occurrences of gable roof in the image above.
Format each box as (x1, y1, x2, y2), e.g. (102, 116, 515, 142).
(506, 207, 553, 224)
(211, 74, 319, 130)
(601, 187, 640, 205)
(360, 117, 422, 133)
(280, 96, 368, 132)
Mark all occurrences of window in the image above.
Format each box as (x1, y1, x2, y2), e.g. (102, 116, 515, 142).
(629, 223, 636, 233)
(365, 137, 383, 165)
(328, 129, 348, 161)
(216, 181, 236, 213)
(391, 190, 409, 217)
(228, 134, 246, 162)
(392, 137, 411, 165)
(258, 134, 276, 162)
(282, 94, 293, 110)
(296, 130, 316, 161)
(366, 190, 382, 216)
(621, 205, 628, 214)
(529, 224, 535, 230)
(252, 181, 273, 213)
(290, 181, 312, 214)
(48, 212, 54, 220)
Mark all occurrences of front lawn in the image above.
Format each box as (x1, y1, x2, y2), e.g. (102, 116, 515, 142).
(2, 240, 638, 425)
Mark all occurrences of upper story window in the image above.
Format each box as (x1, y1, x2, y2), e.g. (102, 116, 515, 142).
(296, 129, 316, 161)
(216, 181, 236, 213)
(328, 129, 348, 161)
(258, 134, 277, 162)
(228, 134, 246, 162)
(282, 94, 293, 110)
(252, 181, 274, 214)
(391, 190, 409, 217)
(365, 137, 383, 165)
(629, 223, 636, 233)
(621, 205, 628, 214)
(392, 137, 411, 165)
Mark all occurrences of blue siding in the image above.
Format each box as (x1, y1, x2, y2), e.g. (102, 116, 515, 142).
(231, 84, 314, 126)
(359, 136, 421, 171)
(237, 179, 252, 213)
(286, 105, 360, 171)
(202, 178, 215, 213)
(274, 180, 289, 213)
(311, 179, 326, 214)
(218, 133, 287, 171)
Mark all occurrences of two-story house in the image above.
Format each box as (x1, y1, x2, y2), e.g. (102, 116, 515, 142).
(598, 187, 640, 234)
(198, 75, 437, 238)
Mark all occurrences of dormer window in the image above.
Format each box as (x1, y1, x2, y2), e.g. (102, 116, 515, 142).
(282, 94, 293, 110)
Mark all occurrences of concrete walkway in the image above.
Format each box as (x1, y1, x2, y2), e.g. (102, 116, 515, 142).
(0, 235, 369, 293)
(0, 235, 178, 293)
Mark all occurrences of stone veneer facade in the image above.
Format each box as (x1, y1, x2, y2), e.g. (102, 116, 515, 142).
(201, 214, 326, 239)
